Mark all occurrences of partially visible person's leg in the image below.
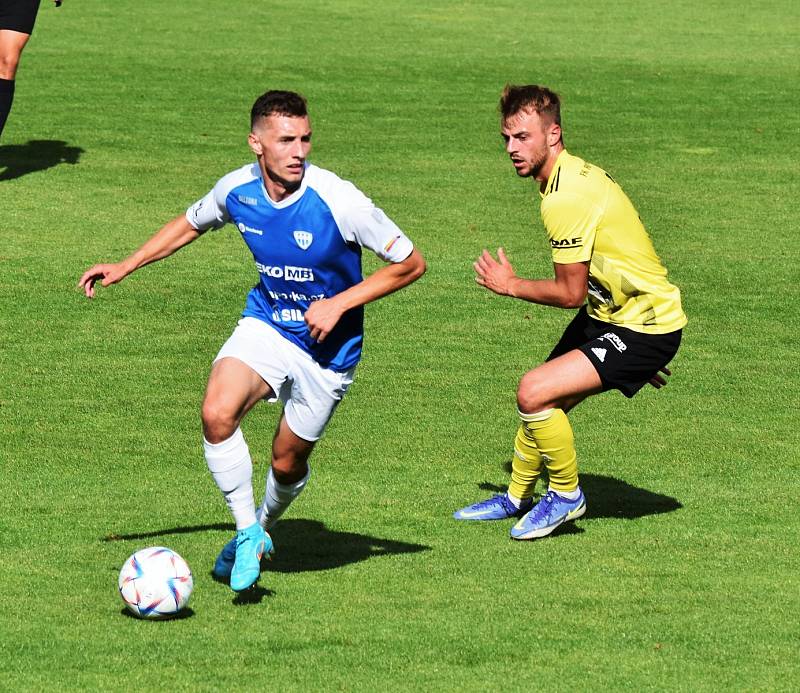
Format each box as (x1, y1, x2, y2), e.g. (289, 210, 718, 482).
(202, 356, 276, 591)
(0, 30, 31, 138)
(516, 349, 602, 493)
(202, 356, 273, 528)
(0, 29, 30, 79)
(510, 350, 602, 539)
(255, 416, 315, 530)
(255, 352, 353, 529)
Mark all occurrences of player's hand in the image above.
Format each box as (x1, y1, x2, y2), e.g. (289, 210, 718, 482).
(474, 247, 517, 296)
(304, 298, 344, 343)
(77, 263, 128, 298)
(648, 367, 671, 389)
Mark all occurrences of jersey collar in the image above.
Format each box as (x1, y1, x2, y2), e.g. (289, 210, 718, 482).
(260, 161, 311, 209)
(539, 149, 569, 198)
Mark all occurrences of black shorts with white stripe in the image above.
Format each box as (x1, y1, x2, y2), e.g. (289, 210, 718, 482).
(547, 306, 682, 398)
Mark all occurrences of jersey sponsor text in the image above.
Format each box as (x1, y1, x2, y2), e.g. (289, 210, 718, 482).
(255, 263, 315, 282)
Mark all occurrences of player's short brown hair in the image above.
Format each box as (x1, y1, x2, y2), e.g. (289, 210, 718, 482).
(250, 90, 308, 129)
(499, 84, 561, 126)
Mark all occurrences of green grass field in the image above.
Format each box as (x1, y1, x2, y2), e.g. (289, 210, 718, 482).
(2, 0, 799, 690)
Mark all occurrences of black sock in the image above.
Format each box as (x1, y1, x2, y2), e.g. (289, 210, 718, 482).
(0, 78, 16, 140)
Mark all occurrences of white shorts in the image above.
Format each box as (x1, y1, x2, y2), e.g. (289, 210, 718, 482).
(214, 317, 355, 442)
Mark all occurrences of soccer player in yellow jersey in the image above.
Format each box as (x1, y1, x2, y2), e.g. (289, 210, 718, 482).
(454, 84, 687, 539)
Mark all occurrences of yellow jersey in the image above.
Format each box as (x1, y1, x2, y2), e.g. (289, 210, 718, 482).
(540, 150, 687, 334)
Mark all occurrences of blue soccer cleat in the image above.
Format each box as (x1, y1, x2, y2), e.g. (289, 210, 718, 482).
(212, 535, 238, 580)
(510, 488, 586, 540)
(225, 523, 273, 591)
(213, 527, 275, 581)
(453, 494, 533, 521)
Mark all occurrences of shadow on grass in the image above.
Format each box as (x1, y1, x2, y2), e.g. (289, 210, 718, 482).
(232, 585, 275, 606)
(119, 607, 196, 620)
(102, 522, 232, 542)
(0, 139, 84, 181)
(106, 518, 430, 575)
(267, 519, 430, 573)
(480, 467, 682, 521)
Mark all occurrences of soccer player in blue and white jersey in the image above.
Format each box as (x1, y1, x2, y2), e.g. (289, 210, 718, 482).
(79, 90, 426, 592)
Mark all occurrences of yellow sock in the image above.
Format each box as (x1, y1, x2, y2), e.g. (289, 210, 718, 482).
(519, 408, 578, 493)
(509, 424, 543, 500)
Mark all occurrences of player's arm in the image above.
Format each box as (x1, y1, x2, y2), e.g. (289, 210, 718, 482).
(474, 247, 588, 308)
(305, 248, 426, 342)
(78, 215, 201, 298)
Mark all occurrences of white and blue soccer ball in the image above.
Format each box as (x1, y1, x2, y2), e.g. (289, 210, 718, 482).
(118, 546, 193, 619)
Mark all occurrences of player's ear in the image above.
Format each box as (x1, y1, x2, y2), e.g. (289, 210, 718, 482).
(248, 132, 262, 156)
(547, 123, 562, 147)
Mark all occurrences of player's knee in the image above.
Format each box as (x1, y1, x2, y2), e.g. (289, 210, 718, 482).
(271, 456, 308, 485)
(271, 436, 311, 483)
(517, 372, 548, 414)
(0, 54, 19, 80)
(201, 399, 238, 443)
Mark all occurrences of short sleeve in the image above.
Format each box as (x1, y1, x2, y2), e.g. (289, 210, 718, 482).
(541, 191, 601, 264)
(340, 203, 414, 262)
(186, 182, 229, 232)
(324, 179, 413, 262)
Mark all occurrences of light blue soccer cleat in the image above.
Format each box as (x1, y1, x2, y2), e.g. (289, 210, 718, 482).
(230, 523, 270, 592)
(510, 488, 586, 540)
(213, 527, 275, 581)
(218, 523, 274, 591)
(453, 494, 533, 521)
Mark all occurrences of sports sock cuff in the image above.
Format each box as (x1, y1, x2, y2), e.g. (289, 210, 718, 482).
(550, 486, 581, 499)
(518, 408, 554, 423)
(505, 491, 524, 508)
(203, 427, 246, 455)
(0, 78, 14, 93)
(268, 464, 311, 500)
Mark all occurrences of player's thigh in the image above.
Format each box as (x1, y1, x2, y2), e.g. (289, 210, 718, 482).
(283, 359, 355, 443)
(202, 357, 275, 426)
(205, 317, 291, 421)
(518, 349, 603, 413)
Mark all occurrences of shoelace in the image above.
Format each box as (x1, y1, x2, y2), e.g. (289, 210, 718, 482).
(529, 491, 556, 521)
(477, 494, 513, 512)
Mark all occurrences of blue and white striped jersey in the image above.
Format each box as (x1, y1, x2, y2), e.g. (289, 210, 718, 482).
(186, 162, 414, 371)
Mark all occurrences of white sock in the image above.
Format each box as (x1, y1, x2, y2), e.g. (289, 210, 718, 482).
(204, 428, 257, 530)
(256, 465, 310, 530)
(505, 491, 524, 508)
(551, 486, 581, 501)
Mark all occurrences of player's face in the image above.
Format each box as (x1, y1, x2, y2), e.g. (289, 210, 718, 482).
(249, 114, 312, 199)
(501, 109, 560, 182)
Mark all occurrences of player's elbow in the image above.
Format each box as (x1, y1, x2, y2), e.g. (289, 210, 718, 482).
(560, 289, 587, 309)
(405, 249, 427, 282)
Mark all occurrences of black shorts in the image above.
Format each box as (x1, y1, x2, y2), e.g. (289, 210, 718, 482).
(547, 307, 682, 398)
(0, 0, 41, 34)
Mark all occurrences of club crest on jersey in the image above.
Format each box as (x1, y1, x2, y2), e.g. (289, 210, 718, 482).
(293, 230, 313, 250)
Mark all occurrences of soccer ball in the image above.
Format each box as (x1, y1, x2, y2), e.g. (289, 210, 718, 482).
(118, 546, 193, 619)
